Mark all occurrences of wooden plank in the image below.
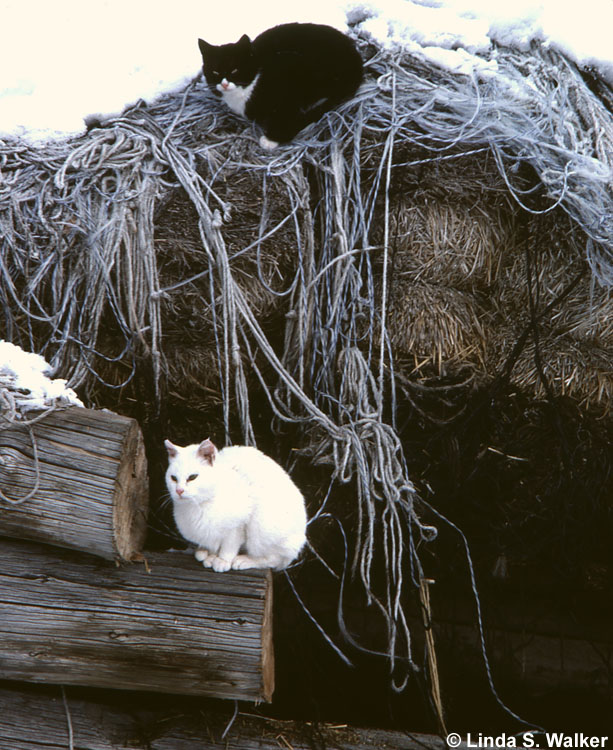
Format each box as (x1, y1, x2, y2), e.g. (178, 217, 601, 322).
(0, 681, 446, 750)
(0, 539, 274, 703)
(0, 407, 149, 561)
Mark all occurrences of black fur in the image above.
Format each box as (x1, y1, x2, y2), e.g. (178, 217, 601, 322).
(198, 23, 363, 144)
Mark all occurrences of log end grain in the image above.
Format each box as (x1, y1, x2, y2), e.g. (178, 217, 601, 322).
(261, 569, 275, 702)
(0, 407, 149, 561)
(112, 414, 149, 561)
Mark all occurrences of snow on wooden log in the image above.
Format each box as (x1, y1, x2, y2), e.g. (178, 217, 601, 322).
(0, 538, 274, 703)
(0, 407, 149, 561)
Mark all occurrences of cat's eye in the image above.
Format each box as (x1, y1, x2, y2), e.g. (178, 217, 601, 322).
(231, 68, 239, 75)
(170, 475, 177, 483)
(187, 473, 199, 482)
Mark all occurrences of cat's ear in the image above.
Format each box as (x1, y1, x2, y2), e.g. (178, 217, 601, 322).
(164, 439, 179, 459)
(237, 34, 252, 49)
(198, 38, 213, 58)
(197, 438, 217, 466)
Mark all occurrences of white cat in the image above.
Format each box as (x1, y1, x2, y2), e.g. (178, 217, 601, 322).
(164, 438, 307, 572)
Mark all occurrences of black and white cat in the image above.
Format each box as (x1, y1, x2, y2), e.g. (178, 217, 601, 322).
(198, 22, 363, 149)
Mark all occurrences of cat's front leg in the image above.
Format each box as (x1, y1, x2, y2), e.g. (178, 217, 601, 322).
(195, 548, 211, 563)
(206, 555, 232, 573)
(199, 551, 232, 572)
(207, 528, 244, 573)
(197, 547, 232, 572)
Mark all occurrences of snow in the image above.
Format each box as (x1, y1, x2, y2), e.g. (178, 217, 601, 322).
(1, 0, 612, 144)
(0, 341, 84, 415)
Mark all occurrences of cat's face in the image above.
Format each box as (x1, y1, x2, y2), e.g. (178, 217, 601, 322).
(198, 35, 258, 94)
(164, 439, 217, 503)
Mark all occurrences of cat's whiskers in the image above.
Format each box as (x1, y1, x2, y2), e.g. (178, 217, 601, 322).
(158, 492, 174, 511)
(148, 494, 186, 545)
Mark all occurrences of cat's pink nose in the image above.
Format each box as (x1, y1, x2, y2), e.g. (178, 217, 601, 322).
(221, 79, 230, 90)
(177, 487, 185, 496)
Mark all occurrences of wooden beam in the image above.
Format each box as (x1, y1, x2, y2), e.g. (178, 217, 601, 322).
(0, 681, 445, 750)
(0, 539, 274, 703)
(0, 407, 149, 561)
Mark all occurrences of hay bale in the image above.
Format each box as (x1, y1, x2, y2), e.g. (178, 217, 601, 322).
(485, 209, 613, 407)
(372, 151, 516, 376)
(503, 334, 613, 408)
(388, 200, 511, 289)
(365, 141, 613, 408)
(386, 280, 487, 371)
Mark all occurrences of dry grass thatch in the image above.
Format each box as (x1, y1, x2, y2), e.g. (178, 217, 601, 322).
(367, 148, 613, 409)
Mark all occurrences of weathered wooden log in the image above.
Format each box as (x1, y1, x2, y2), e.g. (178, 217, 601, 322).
(0, 681, 446, 750)
(0, 407, 149, 561)
(0, 538, 274, 703)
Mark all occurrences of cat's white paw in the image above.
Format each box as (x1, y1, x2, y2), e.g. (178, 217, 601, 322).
(195, 548, 210, 562)
(259, 135, 279, 151)
(231, 555, 257, 570)
(201, 554, 217, 568)
(210, 556, 232, 573)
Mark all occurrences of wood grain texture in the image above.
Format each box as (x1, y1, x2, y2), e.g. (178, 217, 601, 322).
(0, 407, 149, 560)
(0, 681, 445, 750)
(0, 539, 273, 703)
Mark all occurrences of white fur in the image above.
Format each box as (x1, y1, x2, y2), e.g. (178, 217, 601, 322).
(217, 74, 259, 118)
(259, 135, 279, 150)
(215, 75, 279, 149)
(165, 440, 307, 572)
